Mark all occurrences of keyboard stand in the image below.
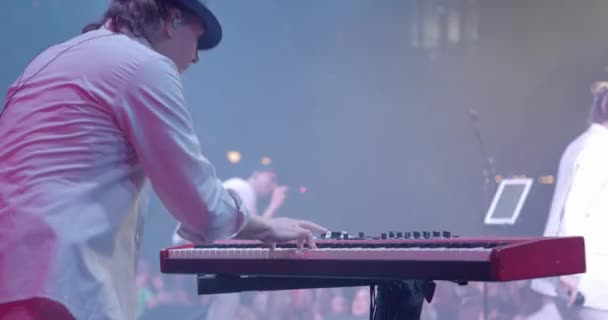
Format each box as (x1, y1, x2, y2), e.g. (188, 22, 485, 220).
(197, 274, 379, 294)
(372, 279, 436, 320)
(197, 275, 438, 320)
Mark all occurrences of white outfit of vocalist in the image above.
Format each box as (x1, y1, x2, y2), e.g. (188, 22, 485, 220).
(531, 123, 608, 319)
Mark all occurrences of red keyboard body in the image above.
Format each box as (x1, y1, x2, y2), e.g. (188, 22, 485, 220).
(160, 236, 585, 282)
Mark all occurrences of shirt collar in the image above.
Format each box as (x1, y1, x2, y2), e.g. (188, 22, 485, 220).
(101, 20, 153, 50)
(588, 122, 608, 138)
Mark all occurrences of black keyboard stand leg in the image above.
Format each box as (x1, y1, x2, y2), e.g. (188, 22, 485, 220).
(370, 280, 436, 320)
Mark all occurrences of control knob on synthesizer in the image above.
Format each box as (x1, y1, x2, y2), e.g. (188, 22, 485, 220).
(320, 231, 349, 240)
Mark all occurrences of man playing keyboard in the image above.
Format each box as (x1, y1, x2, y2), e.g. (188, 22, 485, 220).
(0, 1, 325, 319)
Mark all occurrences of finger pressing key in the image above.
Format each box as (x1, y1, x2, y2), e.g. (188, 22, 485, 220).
(306, 230, 317, 249)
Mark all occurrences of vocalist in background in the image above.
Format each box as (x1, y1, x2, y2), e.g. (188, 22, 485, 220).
(531, 81, 608, 320)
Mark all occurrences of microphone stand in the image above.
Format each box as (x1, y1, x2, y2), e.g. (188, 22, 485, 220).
(468, 109, 498, 201)
(468, 108, 498, 320)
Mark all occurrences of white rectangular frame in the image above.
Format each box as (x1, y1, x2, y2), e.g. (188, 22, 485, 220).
(484, 178, 534, 225)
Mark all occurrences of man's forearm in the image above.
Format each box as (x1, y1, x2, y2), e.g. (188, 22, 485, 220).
(235, 214, 273, 241)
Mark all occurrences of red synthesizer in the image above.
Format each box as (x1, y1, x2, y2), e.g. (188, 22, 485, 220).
(160, 231, 585, 282)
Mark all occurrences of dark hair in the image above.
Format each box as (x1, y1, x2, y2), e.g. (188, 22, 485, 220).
(82, 0, 195, 39)
(590, 81, 608, 124)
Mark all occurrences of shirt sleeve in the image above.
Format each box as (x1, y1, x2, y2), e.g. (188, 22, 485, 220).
(171, 224, 187, 245)
(114, 55, 247, 243)
(222, 179, 258, 213)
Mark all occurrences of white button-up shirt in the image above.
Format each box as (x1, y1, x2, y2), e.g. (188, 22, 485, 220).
(531, 123, 608, 310)
(223, 178, 257, 216)
(0, 27, 246, 320)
